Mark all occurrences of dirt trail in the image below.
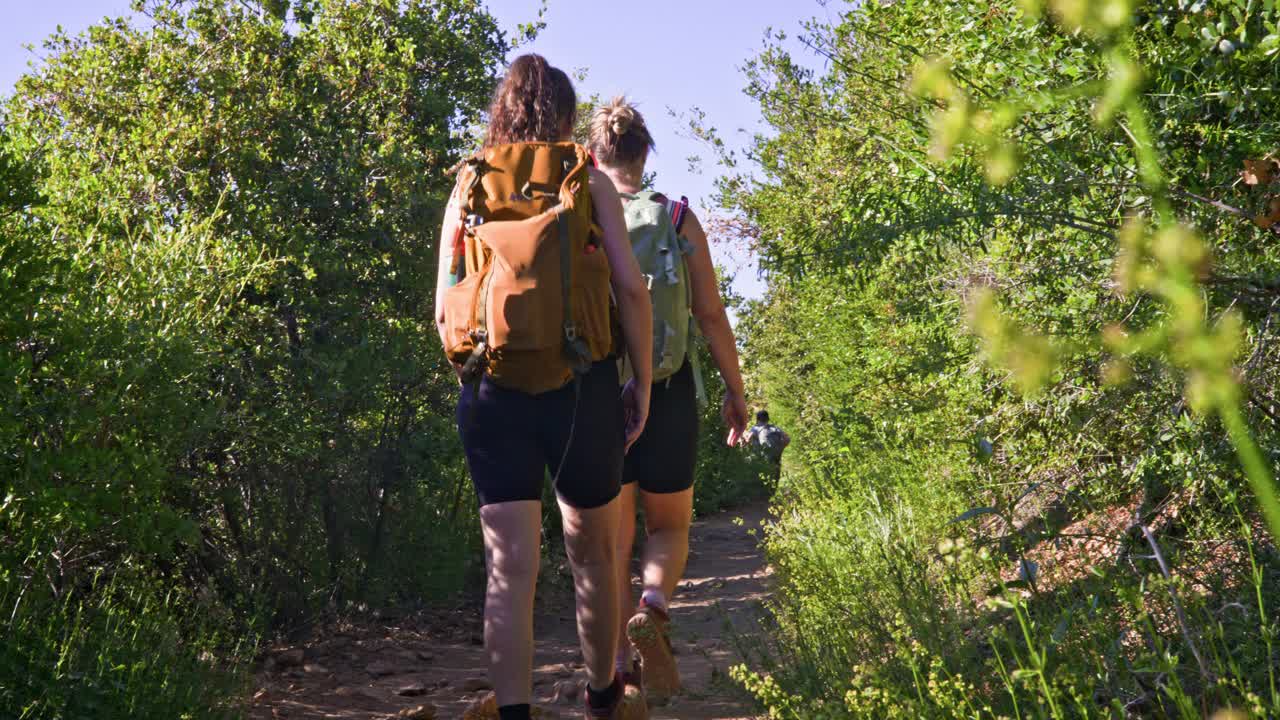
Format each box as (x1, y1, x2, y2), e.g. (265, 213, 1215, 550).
(250, 504, 773, 720)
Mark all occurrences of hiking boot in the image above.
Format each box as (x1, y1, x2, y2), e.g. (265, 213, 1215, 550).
(626, 601, 679, 704)
(462, 691, 498, 720)
(464, 692, 555, 719)
(620, 682, 649, 719)
(582, 677, 648, 720)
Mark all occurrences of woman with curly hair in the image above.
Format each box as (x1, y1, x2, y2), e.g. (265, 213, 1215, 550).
(437, 56, 653, 720)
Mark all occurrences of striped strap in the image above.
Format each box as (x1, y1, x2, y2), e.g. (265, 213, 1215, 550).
(667, 195, 690, 234)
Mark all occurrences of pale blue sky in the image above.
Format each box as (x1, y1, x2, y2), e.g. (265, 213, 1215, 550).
(2, 1, 825, 296)
(485, 0, 821, 295)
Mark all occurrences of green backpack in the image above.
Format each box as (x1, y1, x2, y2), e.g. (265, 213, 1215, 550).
(620, 191, 706, 400)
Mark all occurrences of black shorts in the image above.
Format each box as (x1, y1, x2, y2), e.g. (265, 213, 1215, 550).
(623, 358, 699, 494)
(458, 358, 624, 509)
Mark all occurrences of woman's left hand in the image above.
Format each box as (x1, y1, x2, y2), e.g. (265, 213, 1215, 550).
(622, 378, 652, 453)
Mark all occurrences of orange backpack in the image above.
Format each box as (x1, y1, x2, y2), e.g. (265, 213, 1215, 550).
(439, 142, 614, 395)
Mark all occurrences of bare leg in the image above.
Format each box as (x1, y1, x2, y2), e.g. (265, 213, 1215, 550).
(479, 500, 543, 707)
(624, 487, 693, 703)
(613, 483, 639, 669)
(640, 488, 694, 600)
(559, 495, 621, 692)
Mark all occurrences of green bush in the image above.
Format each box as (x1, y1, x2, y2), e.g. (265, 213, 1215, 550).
(714, 0, 1280, 716)
(691, 330, 773, 517)
(0, 188, 267, 719)
(1, 573, 246, 720)
(1, 0, 508, 715)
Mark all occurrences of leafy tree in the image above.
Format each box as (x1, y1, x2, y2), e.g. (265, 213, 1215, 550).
(1, 1, 507, 716)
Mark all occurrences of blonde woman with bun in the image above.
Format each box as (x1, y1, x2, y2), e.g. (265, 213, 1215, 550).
(587, 97, 750, 704)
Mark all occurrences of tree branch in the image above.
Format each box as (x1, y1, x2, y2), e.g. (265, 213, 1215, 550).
(1172, 186, 1280, 235)
(1139, 522, 1213, 684)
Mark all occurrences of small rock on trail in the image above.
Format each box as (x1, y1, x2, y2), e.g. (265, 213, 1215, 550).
(388, 704, 436, 719)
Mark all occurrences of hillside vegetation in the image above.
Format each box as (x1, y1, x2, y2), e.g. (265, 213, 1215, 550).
(718, 0, 1280, 717)
(1, 2, 504, 715)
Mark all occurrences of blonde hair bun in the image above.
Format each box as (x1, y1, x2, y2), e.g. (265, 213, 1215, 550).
(608, 106, 635, 136)
(587, 96, 655, 168)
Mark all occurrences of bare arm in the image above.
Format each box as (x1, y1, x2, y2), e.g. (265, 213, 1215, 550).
(589, 168, 653, 447)
(683, 209, 749, 444)
(434, 194, 462, 349)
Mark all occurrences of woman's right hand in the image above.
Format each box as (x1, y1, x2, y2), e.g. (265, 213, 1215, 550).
(722, 389, 749, 446)
(621, 378, 651, 453)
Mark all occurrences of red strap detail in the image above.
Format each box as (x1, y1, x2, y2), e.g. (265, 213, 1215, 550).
(451, 220, 466, 267)
(670, 195, 690, 234)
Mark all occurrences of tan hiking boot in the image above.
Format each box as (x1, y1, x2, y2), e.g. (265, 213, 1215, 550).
(461, 691, 498, 720)
(626, 601, 679, 704)
(620, 682, 649, 720)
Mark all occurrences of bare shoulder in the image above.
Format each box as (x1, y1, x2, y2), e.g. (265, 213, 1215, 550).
(587, 166, 615, 189)
(682, 205, 705, 233)
(588, 168, 622, 205)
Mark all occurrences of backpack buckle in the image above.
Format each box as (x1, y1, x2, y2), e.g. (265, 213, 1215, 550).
(562, 323, 592, 375)
(460, 331, 489, 384)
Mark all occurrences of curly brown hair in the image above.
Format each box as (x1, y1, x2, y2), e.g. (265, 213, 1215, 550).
(587, 96, 656, 168)
(483, 54, 577, 148)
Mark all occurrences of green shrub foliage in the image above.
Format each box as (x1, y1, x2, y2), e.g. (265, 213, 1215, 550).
(1, 1, 505, 715)
(690, 274, 773, 516)
(718, 0, 1280, 716)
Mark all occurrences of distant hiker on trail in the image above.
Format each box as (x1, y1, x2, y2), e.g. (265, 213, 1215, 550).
(587, 97, 750, 706)
(434, 55, 654, 720)
(745, 410, 790, 474)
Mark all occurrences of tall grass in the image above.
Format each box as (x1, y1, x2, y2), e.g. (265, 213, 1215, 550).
(735, 484, 1279, 718)
(1, 570, 249, 720)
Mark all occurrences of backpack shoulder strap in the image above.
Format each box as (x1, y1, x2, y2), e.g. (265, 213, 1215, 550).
(666, 195, 691, 234)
